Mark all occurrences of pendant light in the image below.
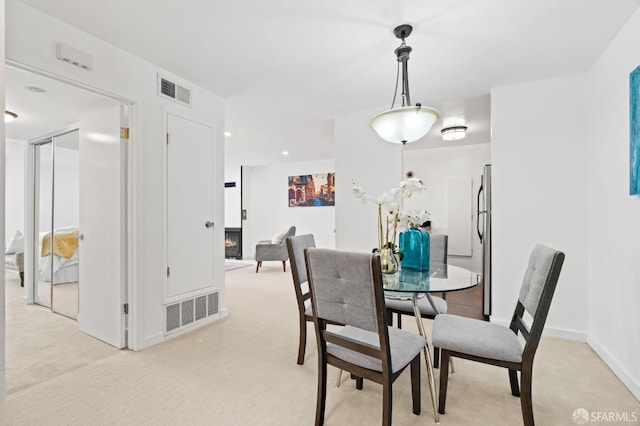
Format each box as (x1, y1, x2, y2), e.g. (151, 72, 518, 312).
(370, 24, 439, 145)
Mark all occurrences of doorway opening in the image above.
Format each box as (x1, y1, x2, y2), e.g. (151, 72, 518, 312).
(5, 60, 134, 350)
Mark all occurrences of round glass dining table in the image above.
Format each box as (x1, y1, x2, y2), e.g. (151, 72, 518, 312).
(381, 262, 481, 423)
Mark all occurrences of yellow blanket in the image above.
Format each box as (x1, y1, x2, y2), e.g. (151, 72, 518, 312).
(41, 229, 79, 259)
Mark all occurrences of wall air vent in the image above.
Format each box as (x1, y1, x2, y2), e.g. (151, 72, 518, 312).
(165, 291, 219, 334)
(158, 75, 192, 107)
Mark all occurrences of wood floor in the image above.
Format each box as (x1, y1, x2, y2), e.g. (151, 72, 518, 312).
(444, 277, 485, 320)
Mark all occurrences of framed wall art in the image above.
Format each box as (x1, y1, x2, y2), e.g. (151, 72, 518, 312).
(288, 173, 335, 207)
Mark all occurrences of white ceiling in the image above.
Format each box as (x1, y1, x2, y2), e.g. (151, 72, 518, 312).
(11, 0, 640, 165)
(5, 65, 116, 141)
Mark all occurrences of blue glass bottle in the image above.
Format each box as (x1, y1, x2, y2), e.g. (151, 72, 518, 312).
(399, 227, 430, 271)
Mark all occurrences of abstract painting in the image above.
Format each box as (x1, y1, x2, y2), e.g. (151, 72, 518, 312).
(630, 66, 640, 195)
(288, 173, 335, 207)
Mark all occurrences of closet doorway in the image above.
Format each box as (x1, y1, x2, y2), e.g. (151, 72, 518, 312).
(32, 129, 80, 319)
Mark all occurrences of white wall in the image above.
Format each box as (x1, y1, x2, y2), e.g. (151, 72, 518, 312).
(334, 107, 403, 252)
(5, 139, 25, 244)
(586, 8, 640, 400)
(491, 73, 589, 338)
(224, 163, 242, 228)
(1, 0, 7, 402)
(403, 144, 491, 273)
(242, 159, 335, 259)
(6, 1, 226, 350)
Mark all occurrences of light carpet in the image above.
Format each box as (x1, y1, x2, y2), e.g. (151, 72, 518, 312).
(1, 266, 638, 425)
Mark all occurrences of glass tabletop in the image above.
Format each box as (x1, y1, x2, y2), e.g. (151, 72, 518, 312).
(382, 262, 480, 294)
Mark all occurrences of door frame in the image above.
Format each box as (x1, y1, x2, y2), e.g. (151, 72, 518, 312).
(9, 59, 137, 349)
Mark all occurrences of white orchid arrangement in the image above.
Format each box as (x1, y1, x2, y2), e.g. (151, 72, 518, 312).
(400, 209, 431, 229)
(352, 178, 429, 252)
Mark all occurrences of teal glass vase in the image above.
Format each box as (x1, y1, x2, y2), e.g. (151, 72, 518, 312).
(399, 227, 430, 271)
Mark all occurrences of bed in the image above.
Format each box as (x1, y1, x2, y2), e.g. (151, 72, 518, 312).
(39, 227, 80, 284)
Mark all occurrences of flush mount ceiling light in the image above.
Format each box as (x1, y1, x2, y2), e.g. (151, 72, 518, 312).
(441, 125, 468, 141)
(5, 110, 18, 123)
(370, 24, 440, 145)
(26, 86, 47, 93)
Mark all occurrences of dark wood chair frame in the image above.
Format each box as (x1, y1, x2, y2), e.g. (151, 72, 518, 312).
(306, 250, 421, 426)
(286, 235, 320, 364)
(438, 250, 565, 426)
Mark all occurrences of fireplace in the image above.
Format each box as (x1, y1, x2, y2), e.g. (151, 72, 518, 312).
(225, 227, 242, 259)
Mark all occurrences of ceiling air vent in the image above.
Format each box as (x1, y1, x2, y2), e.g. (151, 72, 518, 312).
(157, 74, 192, 107)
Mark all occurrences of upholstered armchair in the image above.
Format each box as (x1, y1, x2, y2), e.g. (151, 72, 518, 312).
(255, 226, 296, 273)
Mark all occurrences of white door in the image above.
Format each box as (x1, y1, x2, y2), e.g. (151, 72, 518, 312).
(78, 103, 125, 348)
(167, 114, 215, 298)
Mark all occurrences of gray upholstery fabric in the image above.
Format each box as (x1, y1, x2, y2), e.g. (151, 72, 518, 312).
(384, 294, 448, 315)
(287, 234, 315, 284)
(432, 314, 523, 363)
(519, 244, 557, 316)
(327, 325, 426, 373)
(5, 252, 24, 272)
(306, 248, 378, 332)
(255, 226, 296, 262)
(430, 234, 448, 264)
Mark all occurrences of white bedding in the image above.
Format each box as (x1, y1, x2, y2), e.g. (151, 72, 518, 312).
(39, 228, 80, 284)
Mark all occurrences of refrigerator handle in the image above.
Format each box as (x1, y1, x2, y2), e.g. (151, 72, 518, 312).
(477, 177, 484, 243)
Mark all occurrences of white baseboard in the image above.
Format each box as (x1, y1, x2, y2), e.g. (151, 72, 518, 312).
(588, 334, 640, 401)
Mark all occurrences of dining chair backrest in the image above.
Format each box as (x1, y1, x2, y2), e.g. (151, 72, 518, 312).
(287, 234, 316, 288)
(511, 244, 565, 360)
(305, 248, 381, 334)
(430, 234, 448, 264)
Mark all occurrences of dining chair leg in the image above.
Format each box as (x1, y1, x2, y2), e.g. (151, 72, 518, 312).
(438, 350, 451, 415)
(382, 382, 392, 426)
(509, 369, 520, 396)
(355, 376, 363, 390)
(410, 355, 421, 415)
(316, 359, 327, 426)
(434, 346, 440, 368)
(282, 260, 286, 272)
(335, 369, 342, 387)
(255, 261, 261, 273)
(520, 368, 534, 426)
(297, 317, 307, 365)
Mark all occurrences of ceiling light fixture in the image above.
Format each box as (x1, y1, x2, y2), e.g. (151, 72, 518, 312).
(26, 86, 47, 93)
(5, 110, 18, 123)
(370, 24, 440, 145)
(441, 126, 468, 141)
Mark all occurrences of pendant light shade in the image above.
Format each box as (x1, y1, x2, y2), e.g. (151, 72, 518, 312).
(370, 105, 440, 144)
(370, 24, 439, 145)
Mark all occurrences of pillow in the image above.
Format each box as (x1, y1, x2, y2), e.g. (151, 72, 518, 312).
(5, 230, 24, 255)
(271, 229, 289, 244)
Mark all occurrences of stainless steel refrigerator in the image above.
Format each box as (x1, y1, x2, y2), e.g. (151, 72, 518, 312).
(477, 164, 492, 319)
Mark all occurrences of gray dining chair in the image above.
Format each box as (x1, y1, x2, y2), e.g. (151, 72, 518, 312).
(433, 244, 565, 426)
(285, 234, 318, 365)
(385, 234, 448, 365)
(305, 248, 426, 426)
